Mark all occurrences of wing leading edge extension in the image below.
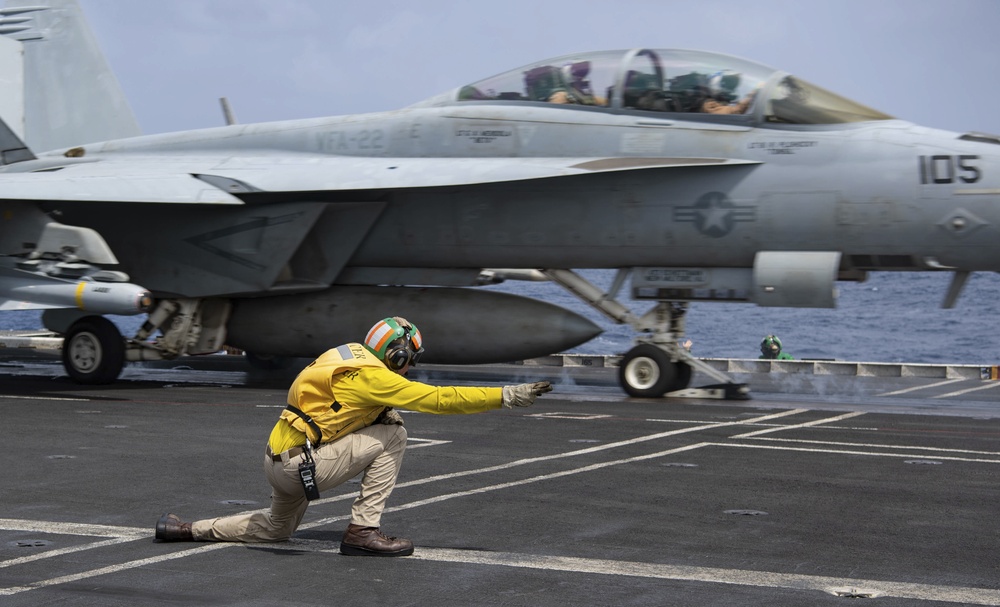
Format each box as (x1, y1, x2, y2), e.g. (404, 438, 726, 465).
(0, 155, 762, 204)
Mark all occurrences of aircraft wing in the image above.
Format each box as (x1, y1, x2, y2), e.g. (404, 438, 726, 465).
(0, 155, 760, 203)
(0, 170, 246, 204)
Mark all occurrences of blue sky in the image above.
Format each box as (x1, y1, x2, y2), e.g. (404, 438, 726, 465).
(71, 0, 1000, 136)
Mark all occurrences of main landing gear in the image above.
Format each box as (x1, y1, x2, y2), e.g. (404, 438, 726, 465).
(543, 269, 749, 400)
(51, 298, 232, 384)
(62, 316, 126, 384)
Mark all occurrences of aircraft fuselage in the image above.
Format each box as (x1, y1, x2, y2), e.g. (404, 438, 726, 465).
(24, 105, 1000, 294)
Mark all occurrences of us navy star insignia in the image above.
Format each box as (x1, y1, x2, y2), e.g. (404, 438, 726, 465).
(674, 192, 757, 237)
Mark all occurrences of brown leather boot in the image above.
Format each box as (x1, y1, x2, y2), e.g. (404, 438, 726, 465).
(340, 523, 413, 556)
(155, 513, 193, 542)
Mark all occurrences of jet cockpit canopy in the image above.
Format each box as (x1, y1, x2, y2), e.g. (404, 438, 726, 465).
(450, 49, 892, 125)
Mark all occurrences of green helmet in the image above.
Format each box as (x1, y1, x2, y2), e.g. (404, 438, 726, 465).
(363, 316, 424, 370)
(760, 335, 783, 358)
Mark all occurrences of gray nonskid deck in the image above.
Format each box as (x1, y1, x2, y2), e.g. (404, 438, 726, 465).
(1, 352, 999, 605)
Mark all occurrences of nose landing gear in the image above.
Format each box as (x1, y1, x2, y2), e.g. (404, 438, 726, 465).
(543, 269, 749, 399)
(620, 343, 691, 398)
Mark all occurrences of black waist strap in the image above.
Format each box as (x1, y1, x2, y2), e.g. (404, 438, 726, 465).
(266, 445, 305, 462)
(284, 405, 323, 444)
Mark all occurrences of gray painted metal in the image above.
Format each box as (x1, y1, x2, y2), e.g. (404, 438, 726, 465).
(1, 0, 140, 151)
(0, 21, 22, 138)
(2, 2, 999, 379)
(225, 286, 602, 364)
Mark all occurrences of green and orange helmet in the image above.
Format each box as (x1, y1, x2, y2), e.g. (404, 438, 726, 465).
(364, 316, 424, 370)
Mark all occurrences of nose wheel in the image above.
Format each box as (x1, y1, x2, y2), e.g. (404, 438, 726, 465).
(619, 344, 692, 398)
(541, 268, 748, 399)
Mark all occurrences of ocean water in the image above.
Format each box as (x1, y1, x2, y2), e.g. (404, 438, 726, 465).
(484, 270, 1000, 365)
(3, 271, 997, 365)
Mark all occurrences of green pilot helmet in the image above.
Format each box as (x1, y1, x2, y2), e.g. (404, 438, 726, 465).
(760, 334, 783, 358)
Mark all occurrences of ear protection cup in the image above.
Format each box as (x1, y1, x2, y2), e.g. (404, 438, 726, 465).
(384, 337, 413, 371)
(365, 317, 423, 370)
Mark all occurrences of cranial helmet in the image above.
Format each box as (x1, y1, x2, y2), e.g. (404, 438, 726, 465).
(708, 70, 741, 101)
(561, 60, 593, 95)
(364, 316, 424, 370)
(563, 60, 591, 82)
(760, 335, 782, 357)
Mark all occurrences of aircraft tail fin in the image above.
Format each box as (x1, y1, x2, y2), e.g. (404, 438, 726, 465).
(0, 113, 34, 165)
(0, 0, 140, 152)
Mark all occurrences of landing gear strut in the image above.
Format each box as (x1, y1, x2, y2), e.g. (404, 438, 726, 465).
(543, 269, 748, 399)
(52, 298, 232, 384)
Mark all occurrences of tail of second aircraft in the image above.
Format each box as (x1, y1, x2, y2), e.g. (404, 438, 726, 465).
(0, 0, 140, 152)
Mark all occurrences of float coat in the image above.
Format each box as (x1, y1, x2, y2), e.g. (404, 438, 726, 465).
(269, 343, 502, 453)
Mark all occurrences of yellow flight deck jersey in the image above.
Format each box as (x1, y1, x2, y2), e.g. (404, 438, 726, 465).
(268, 343, 503, 454)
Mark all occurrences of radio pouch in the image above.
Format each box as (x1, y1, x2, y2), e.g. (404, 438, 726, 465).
(298, 440, 320, 501)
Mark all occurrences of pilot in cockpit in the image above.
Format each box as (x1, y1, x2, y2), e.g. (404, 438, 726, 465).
(548, 60, 606, 106)
(700, 70, 757, 115)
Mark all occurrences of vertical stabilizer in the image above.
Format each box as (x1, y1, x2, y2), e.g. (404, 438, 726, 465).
(0, 114, 34, 164)
(0, 34, 23, 139)
(0, 0, 141, 151)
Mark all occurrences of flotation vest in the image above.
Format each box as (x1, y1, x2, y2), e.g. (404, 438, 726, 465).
(279, 343, 387, 444)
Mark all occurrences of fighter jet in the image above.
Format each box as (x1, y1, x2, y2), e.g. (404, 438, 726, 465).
(2, 2, 999, 397)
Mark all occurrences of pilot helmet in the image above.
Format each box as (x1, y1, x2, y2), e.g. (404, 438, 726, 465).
(562, 60, 591, 81)
(562, 60, 593, 93)
(760, 335, 782, 358)
(708, 69, 741, 101)
(364, 316, 424, 370)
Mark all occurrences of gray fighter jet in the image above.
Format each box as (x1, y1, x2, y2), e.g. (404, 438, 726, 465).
(2, 2, 998, 397)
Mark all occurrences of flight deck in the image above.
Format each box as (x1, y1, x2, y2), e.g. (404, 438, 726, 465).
(1, 348, 999, 606)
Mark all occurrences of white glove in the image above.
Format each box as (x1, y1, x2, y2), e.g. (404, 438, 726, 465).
(502, 381, 553, 408)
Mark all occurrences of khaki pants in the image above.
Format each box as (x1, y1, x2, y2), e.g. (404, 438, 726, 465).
(191, 423, 407, 542)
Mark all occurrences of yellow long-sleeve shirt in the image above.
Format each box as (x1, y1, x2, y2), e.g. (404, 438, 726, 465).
(268, 344, 502, 454)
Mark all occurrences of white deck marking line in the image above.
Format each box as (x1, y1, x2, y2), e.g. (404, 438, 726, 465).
(303, 443, 713, 530)
(391, 409, 807, 488)
(0, 409, 808, 595)
(646, 419, 789, 427)
(0, 537, 138, 569)
(0, 518, 151, 571)
(527, 412, 613, 420)
(744, 437, 1000, 457)
(0, 543, 232, 596)
(249, 539, 1000, 605)
(710, 442, 1000, 464)
(0, 442, 714, 596)
(935, 382, 1000, 399)
(878, 378, 965, 396)
(249, 538, 1000, 605)
(300, 408, 809, 508)
(0, 394, 91, 401)
(731, 411, 866, 438)
(404, 548, 1000, 606)
(405, 438, 451, 449)
(0, 519, 147, 537)
(245, 539, 1000, 605)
